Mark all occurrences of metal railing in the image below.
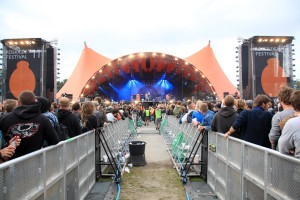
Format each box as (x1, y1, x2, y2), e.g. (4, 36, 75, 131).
(161, 115, 207, 180)
(0, 130, 95, 200)
(95, 119, 137, 179)
(208, 131, 300, 200)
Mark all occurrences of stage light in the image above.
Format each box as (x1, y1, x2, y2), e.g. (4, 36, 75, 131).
(213, 92, 216, 95)
(92, 76, 95, 79)
(8, 41, 13, 45)
(99, 69, 102, 73)
(185, 62, 188, 65)
(209, 83, 212, 86)
(81, 94, 84, 97)
(32, 41, 35, 44)
(175, 57, 178, 61)
(85, 85, 89, 88)
(118, 58, 122, 61)
(202, 75, 205, 78)
(275, 39, 280, 42)
(25, 41, 30, 44)
(281, 39, 286, 42)
(14, 42, 18, 45)
(129, 54, 134, 58)
(258, 38, 263, 42)
(195, 69, 198, 72)
(270, 39, 274, 42)
(139, 53, 144, 56)
(152, 52, 156, 56)
(20, 41, 24, 45)
(162, 53, 165, 57)
(108, 63, 111, 66)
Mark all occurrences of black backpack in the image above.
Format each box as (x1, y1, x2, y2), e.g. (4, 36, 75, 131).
(187, 111, 194, 123)
(49, 118, 69, 141)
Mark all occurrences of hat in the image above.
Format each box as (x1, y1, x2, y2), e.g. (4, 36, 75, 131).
(36, 96, 51, 113)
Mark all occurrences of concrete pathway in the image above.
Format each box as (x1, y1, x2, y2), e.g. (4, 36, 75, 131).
(86, 122, 216, 200)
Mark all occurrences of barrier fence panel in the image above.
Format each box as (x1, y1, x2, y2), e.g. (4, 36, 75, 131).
(0, 130, 95, 200)
(161, 115, 207, 180)
(208, 131, 300, 200)
(96, 119, 137, 178)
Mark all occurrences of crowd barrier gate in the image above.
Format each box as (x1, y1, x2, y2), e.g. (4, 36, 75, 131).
(0, 130, 95, 200)
(208, 131, 300, 200)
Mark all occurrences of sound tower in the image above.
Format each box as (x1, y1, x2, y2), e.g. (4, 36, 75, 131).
(0, 38, 56, 101)
(239, 36, 295, 100)
(46, 47, 55, 101)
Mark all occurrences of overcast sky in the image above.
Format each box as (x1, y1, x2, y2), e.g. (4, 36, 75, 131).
(1, 0, 299, 86)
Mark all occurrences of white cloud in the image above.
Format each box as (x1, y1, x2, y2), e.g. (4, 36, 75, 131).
(1, 0, 299, 87)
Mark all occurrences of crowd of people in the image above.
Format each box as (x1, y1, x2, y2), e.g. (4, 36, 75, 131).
(0, 86, 299, 163)
(161, 86, 299, 159)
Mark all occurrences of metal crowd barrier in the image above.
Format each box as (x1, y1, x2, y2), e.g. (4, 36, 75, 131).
(96, 119, 137, 178)
(161, 115, 207, 180)
(208, 131, 300, 200)
(0, 130, 95, 200)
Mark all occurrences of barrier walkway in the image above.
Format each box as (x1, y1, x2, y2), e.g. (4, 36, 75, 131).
(2, 116, 299, 200)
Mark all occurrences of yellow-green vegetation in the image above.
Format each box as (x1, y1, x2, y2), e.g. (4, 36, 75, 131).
(120, 162, 186, 200)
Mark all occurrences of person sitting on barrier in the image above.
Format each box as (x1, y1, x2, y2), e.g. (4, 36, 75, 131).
(81, 101, 98, 132)
(181, 100, 196, 123)
(278, 90, 300, 158)
(0, 90, 59, 160)
(269, 86, 295, 150)
(57, 97, 82, 138)
(193, 102, 214, 132)
(192, 100, 204, 124)
(224, 94, 272, 148)
(210, 95, 239, 138)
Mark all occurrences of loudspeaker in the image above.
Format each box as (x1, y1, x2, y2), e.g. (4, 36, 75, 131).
(146, 57, 150, 69)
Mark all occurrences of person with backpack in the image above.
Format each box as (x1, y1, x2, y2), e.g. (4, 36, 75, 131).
(37, 96, 68, 143)
(57, 97, 82, 138)
(37, 97, 59, 127)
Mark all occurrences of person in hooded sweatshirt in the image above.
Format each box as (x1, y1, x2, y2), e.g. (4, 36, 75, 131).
(210, 95, 240, 138)
(0, 90, 59, 160)
(57, 97, 82, 138)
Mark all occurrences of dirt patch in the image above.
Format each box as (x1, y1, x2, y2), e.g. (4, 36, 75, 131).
(120, 162, 186, 200)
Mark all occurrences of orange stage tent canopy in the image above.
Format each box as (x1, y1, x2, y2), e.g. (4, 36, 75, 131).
(57, 43, 237, 100)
